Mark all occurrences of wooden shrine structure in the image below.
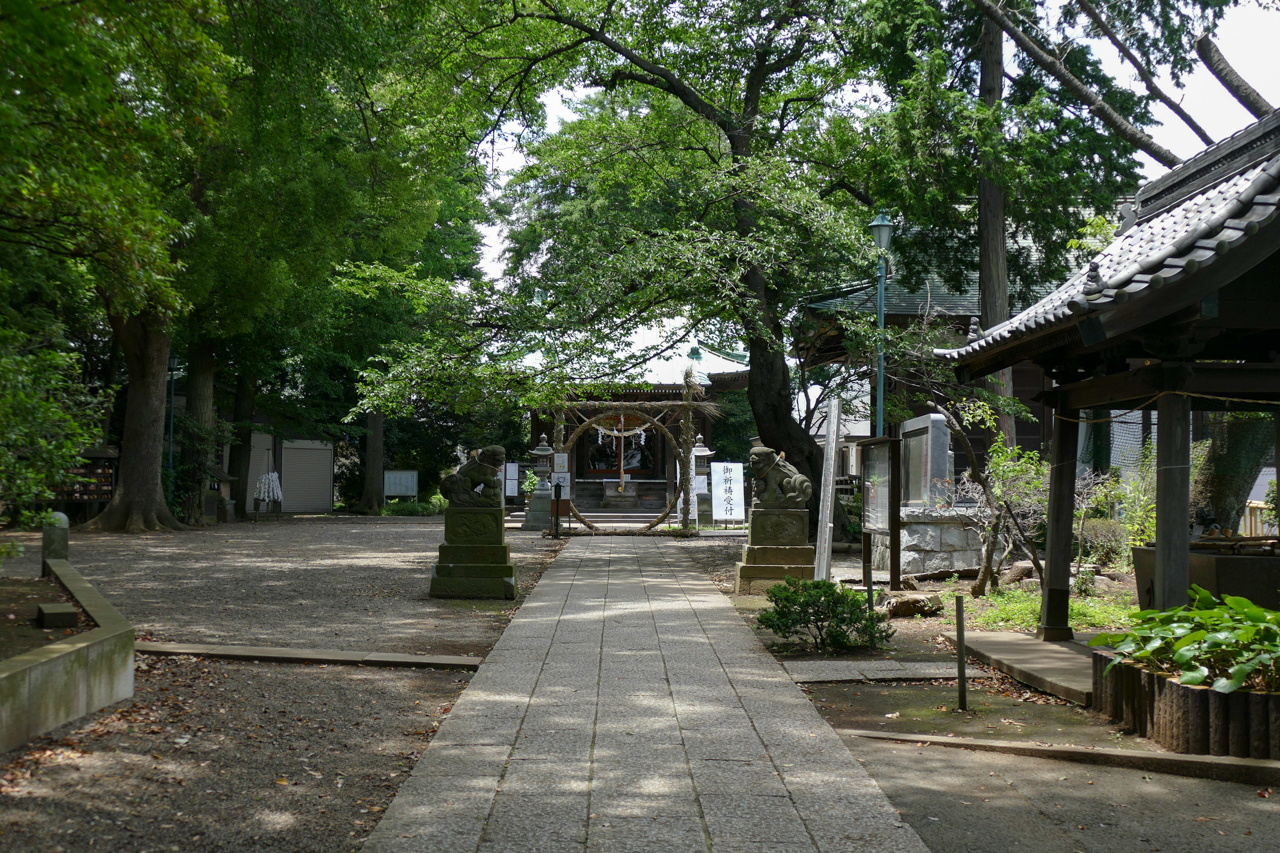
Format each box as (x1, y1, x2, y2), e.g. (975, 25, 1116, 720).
(935, 110, 1280, 639)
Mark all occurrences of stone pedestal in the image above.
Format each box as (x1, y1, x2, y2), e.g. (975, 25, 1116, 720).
(734, 508, 814, 595)
(431, 507, 517, 600)
(696, 494, 713, 527)
(601, 480, 640, 509)
(521, 486, 553, 531)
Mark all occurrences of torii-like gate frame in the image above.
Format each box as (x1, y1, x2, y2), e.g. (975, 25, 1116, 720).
(545, 373, 720, 534)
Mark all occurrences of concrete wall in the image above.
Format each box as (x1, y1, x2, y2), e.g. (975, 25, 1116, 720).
(0, 559, 134, 753)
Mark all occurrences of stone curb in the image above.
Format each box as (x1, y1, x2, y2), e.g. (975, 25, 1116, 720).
(941, 631, 1094, 706)
(836, 728, 1280, 786)
(0, 559, 135, 753)
(783, 662, 962, 683)
(134, 642, 480, 671)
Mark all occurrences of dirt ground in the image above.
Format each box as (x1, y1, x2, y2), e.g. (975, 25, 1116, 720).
(0, 575, 92, 662)
(1, 655, 468, 852)
(0, 520, 565, 853)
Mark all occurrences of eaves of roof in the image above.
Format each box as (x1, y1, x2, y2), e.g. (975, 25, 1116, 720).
(934, 128, 1280, 375)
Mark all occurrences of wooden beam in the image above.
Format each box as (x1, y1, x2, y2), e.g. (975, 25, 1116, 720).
(1038, 407, 1078, 641)
(1155, 394, 1191, 610)
(1044, 362, 1280, 411)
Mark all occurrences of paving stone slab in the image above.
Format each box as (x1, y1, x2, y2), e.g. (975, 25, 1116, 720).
(365, 537, 929, 853)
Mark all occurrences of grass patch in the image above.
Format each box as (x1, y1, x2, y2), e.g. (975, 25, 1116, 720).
(969, 587, 1135, 632)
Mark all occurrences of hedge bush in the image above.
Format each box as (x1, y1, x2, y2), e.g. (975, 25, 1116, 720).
(757, 578, 894, 653)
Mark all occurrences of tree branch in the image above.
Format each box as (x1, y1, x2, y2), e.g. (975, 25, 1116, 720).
(971, 0, 1182, 168)
(818, 178, 873, 207)
(1195, 34, 1274, 120)
(516, 6, 732, 137)
(1075, 0, 1213, 146)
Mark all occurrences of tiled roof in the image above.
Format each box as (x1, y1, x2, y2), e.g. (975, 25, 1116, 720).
(935, 111, 1280, 368)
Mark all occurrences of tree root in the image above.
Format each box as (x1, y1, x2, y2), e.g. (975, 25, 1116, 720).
(83, 500, 186, 533)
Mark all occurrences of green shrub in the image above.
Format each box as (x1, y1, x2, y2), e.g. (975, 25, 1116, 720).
(1082, 518, 1129, 568)
(1091, 586, 1280, 693)
(757, 577, 894, 653)
(1072, 568, 1097, 598)
(380, 494, 448, 516)
(1264, 480, 1277, 527)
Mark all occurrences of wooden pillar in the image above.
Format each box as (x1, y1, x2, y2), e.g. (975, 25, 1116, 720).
(1155, 394, 1191, 610)
(1039, 406, 1078, 641)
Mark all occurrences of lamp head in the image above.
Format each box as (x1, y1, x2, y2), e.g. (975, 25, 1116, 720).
(868, 212, 895, 252)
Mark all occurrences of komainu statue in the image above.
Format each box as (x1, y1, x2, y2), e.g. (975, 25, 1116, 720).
(749, 446, 812, 508)
(440, 445, 506, 507)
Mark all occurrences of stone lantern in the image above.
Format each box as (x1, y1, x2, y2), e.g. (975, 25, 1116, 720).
(522, 434, 555, 531)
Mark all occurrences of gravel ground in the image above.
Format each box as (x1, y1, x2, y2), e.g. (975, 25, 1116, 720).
(2, 519, 565, 656)
(0, 518, 564, 852)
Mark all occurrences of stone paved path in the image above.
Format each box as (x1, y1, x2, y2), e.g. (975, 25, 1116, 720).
(367, 537, 930, 853)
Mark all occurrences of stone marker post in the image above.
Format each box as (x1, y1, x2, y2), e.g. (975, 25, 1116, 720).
(42, 512, 70, 562)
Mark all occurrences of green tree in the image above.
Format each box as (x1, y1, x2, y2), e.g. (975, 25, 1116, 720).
(371, 2, 886, 501)
(1, 1, 229, 532)
(0, 333, 108, 542)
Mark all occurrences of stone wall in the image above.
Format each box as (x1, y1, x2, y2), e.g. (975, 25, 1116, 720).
(872, 507, 985, 575)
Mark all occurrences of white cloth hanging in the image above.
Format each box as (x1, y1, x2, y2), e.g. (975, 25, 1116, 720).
(255, 471, 282, 503)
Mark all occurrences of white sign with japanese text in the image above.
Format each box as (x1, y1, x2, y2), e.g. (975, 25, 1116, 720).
(710, 463, 745, 522)
(384, 470, 418, 498)
(504, 462, 520, 497)
(553, 452, 569, 474)
(549, 472, 572, 498)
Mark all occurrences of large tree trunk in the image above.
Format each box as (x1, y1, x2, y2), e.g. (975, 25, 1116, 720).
(1192, 415, 1273, 532)
(84, 310, 184, 532)
(355, 411, 386, 514)
(978, 16, 1015, 449)
(745, 328, 850, 539)
(100, 335, 122, 441)
(227, 371, 256, 520)
(178, 336, 218, 526)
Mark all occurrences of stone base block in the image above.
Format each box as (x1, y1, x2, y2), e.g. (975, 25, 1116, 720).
(444, 506, 506, 545)
(734, 562, 815, 595)
(37, 602, 78, 629)
(438, 544, 510, 565)
(430, 563, 517, 600)
(748, 508, 809, 546)
(522, 493, 553, 530)
(744, 545, 815, 565)
(602, 481, 640, 509)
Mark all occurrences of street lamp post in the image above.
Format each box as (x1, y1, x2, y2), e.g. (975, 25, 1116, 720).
(167, 353, 179, 501)
(868, 213, 896, 438)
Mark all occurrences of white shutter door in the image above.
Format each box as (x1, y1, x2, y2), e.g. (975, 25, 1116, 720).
(281, 442, 334, 513)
